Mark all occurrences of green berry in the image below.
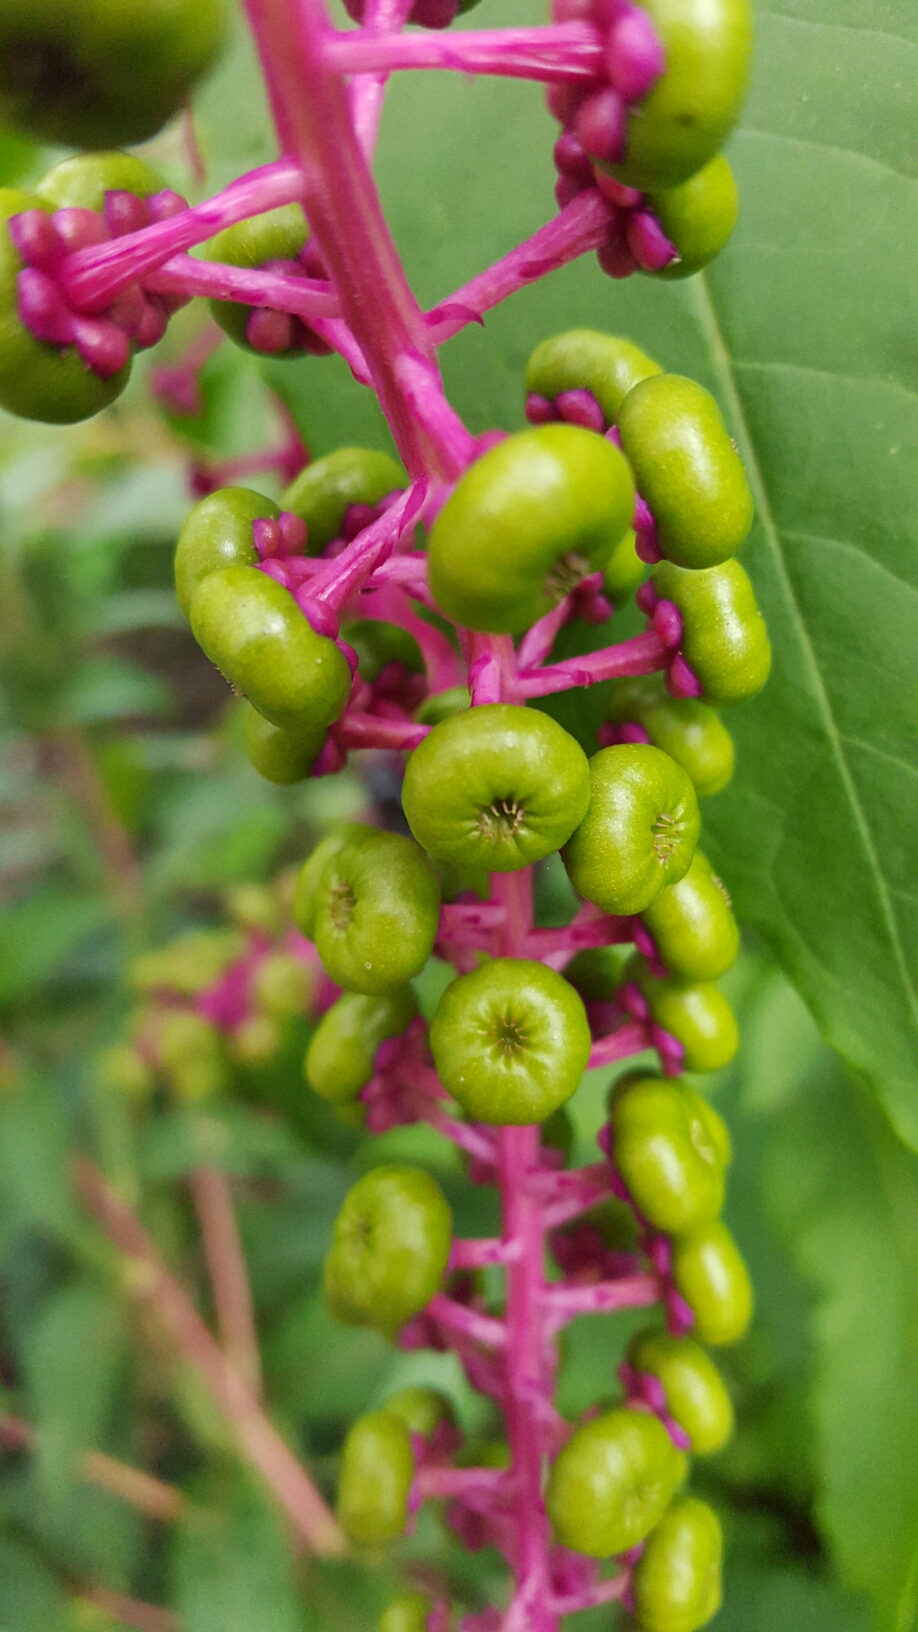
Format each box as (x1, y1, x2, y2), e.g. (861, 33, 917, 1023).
(603, 527, 646, 606)
(293, 826, 367, 940)
(402, 704, 591, 875)
(175, 488, 278, 619)
(36, 151, 165, 211)
(0, 0, 226, 148)
(633, 1496, 723, 1631)
(129, 930, 240, 995)
(525, 329, 662, 424)
(188, 564, 351, 732)
(610, 1072, 729, 1233)
(0, 188, 130, 424)
(383, 1386, 455, 1439)
(671, 1218, 753, 1345)
(157, 1010, 226, 1102)
(606, 677, 734, 798)
(379, 1593, 432, 1632)
(429, 957, 592, 1125)
(618, 375, 753, 569)
(283, 447, 408, 554)
(323, 1165, 452, 1339)
(651, 559, 771, 706)
(641, 850, 739, 981)
(634, 958, 740, 1072)
(428, 425, 635, 635)
(414, 686, 471, 726)
(546, 1407, 687, 1557)
(337, 1409, 414, 1547)
(305, 988, 418, 1104)
(202, 203, 310, 355)
(311, 824, 440, 995)
(252, 952, 315, 1018)
(340, 618, 423, 683)
(563, 945, 630, 1003)
(604, 0, 753, 191)
(563, 743, 700, 917)
(244, 702, 325, 785)
(627, 1329, 734, 1455)
(645, 155, 739, 281)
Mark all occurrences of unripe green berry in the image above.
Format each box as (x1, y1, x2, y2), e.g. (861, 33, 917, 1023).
(226, 882, 283, 935)
(633, 1496, 723, 1631)
(305, 988, 418, 1104)
(645, 155, 739, 280)
(253, 952, 315, 1018)
(603, 527, 646, 606)
(203, 204, 309, 355)
(0, 0, 226, 149)
(618, 375, 753, 569)
(157, 1010, 225, 1102)
(651, 559, 771, 705)
(337, 1408, 414, 1547)
(563, 743, 700, 917)
(525, 329, 662, 424)
(379, 1593, 432, 1632)
(563, 945, 630, 1003)
(0, 189, 130, 424)
(631, 956, 739, 1072)
(323, 1165, 452, 1339)
(189, 565, 351, 732)
(429, 957, 592, 1125)
(603, 0, 753, 191)
(283, 447, 408, 554)
(340, 618, 423, 683)
(641, 850, 740, 981)
(627, 1328, 734, 1455)
(36, 152, 165, 212)
(243, 703, 325, 785)
(175, 488, 279, 619)
(610, 1072, 729, 1233)
(402, 704, 591, 875)
(383, 1386, 455, 1439)
(671, 1219, 753, 1345)
(129, 930, 241, 995)
(428, 425, 635, 635)
(311, 824, 441, 994)
(546, 1407, 687, 1557)
(229, 1013, 282, 1066)
(607, 677, 734, 798)
(293, 825, 367, 940)
(414, 686, 471, 726)
(98, 1043, 152, 1099)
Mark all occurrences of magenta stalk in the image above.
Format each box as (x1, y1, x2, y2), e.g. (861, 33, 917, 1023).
(324, 22, 605, 81)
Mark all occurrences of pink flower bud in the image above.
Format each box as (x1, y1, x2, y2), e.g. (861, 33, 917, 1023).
(8, 209, 64, 271)
(635, 580, 658, 615)
(596, 230, 638, 279)
(246, 306, 295, 353)
(553, 131, 594, 182)
(556, 387, 605, 432)
(16, 268, 74, 345)
(652, 598, 682, 649)
(72, 316, 131, 378)
(53, 208, 110, 253)
(410, 0, 459, 26)
(277, 512, 308, 556)
(666, 653, 704, 699)
(148, 190, 189, 222)
(103, 190, 151, 237)
(135, 294, 170, 350)
(617, 721, 651, 745)
(525, 392, 557, 425)
(593, 169, 643, 208)
(626, 208, 678, 271)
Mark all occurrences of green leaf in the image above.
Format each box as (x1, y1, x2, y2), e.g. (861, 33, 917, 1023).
(24, 1282, 128, 1487)
(172, 1474, 305, 1632)
(713, 1562, 874, 1632)
(0, 1535, 69, 1632)
(56, 657, 171, 726)
(0, 888, 113, 1005)
(767, 1061, 918, 1630)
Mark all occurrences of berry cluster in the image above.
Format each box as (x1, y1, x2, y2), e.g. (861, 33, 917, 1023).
(0, 0, 768, 1619)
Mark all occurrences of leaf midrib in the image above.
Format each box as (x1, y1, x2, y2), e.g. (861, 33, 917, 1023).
(690, 274, 918, 1044)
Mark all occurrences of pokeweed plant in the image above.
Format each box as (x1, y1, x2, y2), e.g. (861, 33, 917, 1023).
(0, 0, 899, 1626)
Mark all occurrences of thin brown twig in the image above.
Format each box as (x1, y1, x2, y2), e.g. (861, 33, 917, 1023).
(72, 1155, 346, 1557)
(0, 1413, 185, 1523)
(188, 1164, 263, 1398)
(77, 1585, 182, 1632)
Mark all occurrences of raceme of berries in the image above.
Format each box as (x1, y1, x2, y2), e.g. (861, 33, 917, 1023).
(0, 0, 769, 1618)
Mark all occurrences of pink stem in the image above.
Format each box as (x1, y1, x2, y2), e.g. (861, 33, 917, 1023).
(424, 1104, 499, 1163)
(416, 1466, 511, 1500)
(539, 1163, 618, 1229)
(304, 482, 427, 614)
(427, 1292, 508, 1350)
(518, 628, 670, 698)
(60, 160, 304, 311)
(548, 1576, 629, 1616)
(543, 1274, 660, 1324)
(451, 1237, 521, 1269)
(335, 711, 429, 751)
(244, 0, 466, 480)
(146, 254, 339, 317)
(588, 1019, 654, 1067)
(347, 0, 416, 158)
(427, 191, 613, 344)
(324, 22, 605, 81)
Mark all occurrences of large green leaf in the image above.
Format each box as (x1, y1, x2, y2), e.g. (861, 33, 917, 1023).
(173, 1474, 305, 1632)
(767, 1059, 918, 1632)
